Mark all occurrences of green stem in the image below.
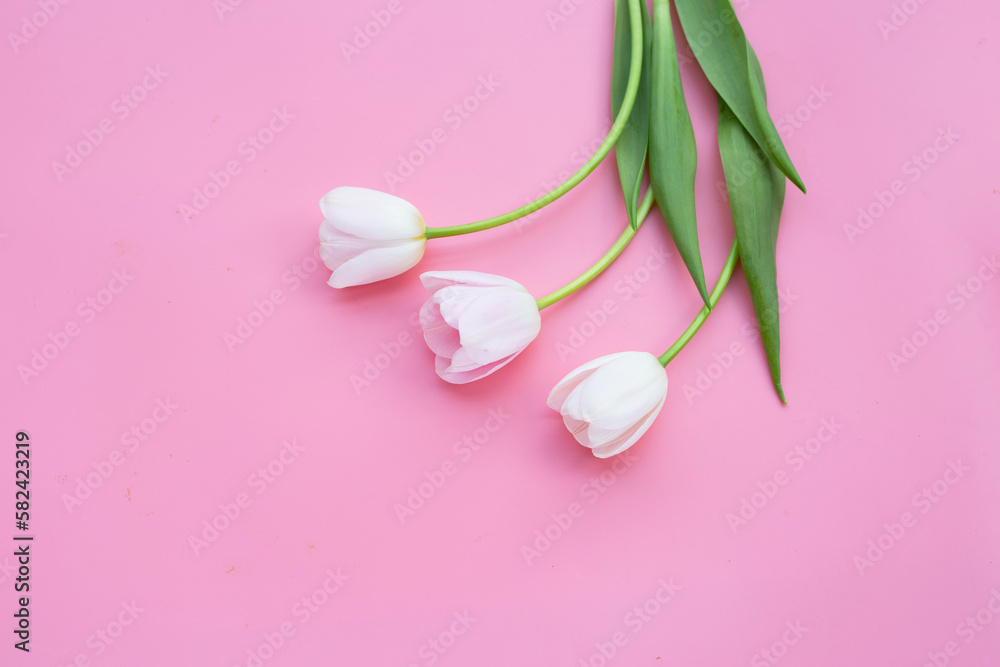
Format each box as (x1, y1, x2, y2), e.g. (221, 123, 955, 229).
(657, 239, 739, 366)
(536, 190, 654, 310)
(423, 0, 645, 240)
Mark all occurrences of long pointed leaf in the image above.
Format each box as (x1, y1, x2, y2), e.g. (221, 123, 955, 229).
(674, 0, 805, 193)
(612, 0, 652, 231)
(648, 0, 709, 305)
(717, 59, 787, 402)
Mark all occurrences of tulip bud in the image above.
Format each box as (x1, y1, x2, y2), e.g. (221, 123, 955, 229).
(547, 351, 668, 457)
(318, 186, 426, 288)
(419, 271, 542, 384)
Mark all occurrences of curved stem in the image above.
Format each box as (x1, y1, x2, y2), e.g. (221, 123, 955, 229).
(536, 190, 654, 310)
(424, 0, 644, 240)
(658, 239, 739, 366)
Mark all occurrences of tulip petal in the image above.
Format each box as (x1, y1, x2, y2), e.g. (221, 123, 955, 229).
(417, 271, 540, 383)
(452, 290, 541, 364)
(328, 241, 425, 288)
(577, 353, 667, 430)
(546, 352, 637, 410)
(549, 351, 670, 458)
(560, 382, 656, 455)
(558, 382, 591, 440)
(585, 393, 664, 447)
(435, 351, 519, 384)
(590, 399, 665, 458)
(444, 347, 481, 373)
(432, 286, 539, 364)
(562, 413, 593, 443)
(320, 187, 425, 240)
(318, 221, 375, 270)
(419, 300, 462, 358)
(420, 271, 527, 294)
(581, 422, 631, 448)
(560, 380, 585, 418)
(436, 285, 487, 327)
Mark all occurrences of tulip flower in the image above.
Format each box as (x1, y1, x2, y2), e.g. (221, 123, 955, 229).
(547, 351, 668, 458)
(419, 271, 542, 384)
(319, 187, 426, 288)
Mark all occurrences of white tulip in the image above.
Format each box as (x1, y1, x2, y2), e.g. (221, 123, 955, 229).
(547, 351, 668, 458)
(419, 271, 542, 384)
(319, 187, 426, 288)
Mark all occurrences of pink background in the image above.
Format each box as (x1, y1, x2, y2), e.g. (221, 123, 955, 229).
(2, 0, 999, 665)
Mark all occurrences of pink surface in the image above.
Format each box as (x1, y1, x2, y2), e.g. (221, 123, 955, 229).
(2, 0, 999, 665)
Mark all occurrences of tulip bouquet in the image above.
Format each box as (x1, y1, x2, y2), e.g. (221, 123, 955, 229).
(320, 0, 804, 458)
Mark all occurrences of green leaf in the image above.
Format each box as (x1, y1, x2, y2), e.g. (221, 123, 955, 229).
(673, 0, 805, 193)
(648, 0, 709, 306)
(611, 0, 652, 231)
(717, 53, 788, 403)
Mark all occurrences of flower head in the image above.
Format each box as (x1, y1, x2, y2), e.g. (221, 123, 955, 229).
(419, 271, 542, 384)
(319, 187, 426, 288)
(547, 351, 668, 458)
